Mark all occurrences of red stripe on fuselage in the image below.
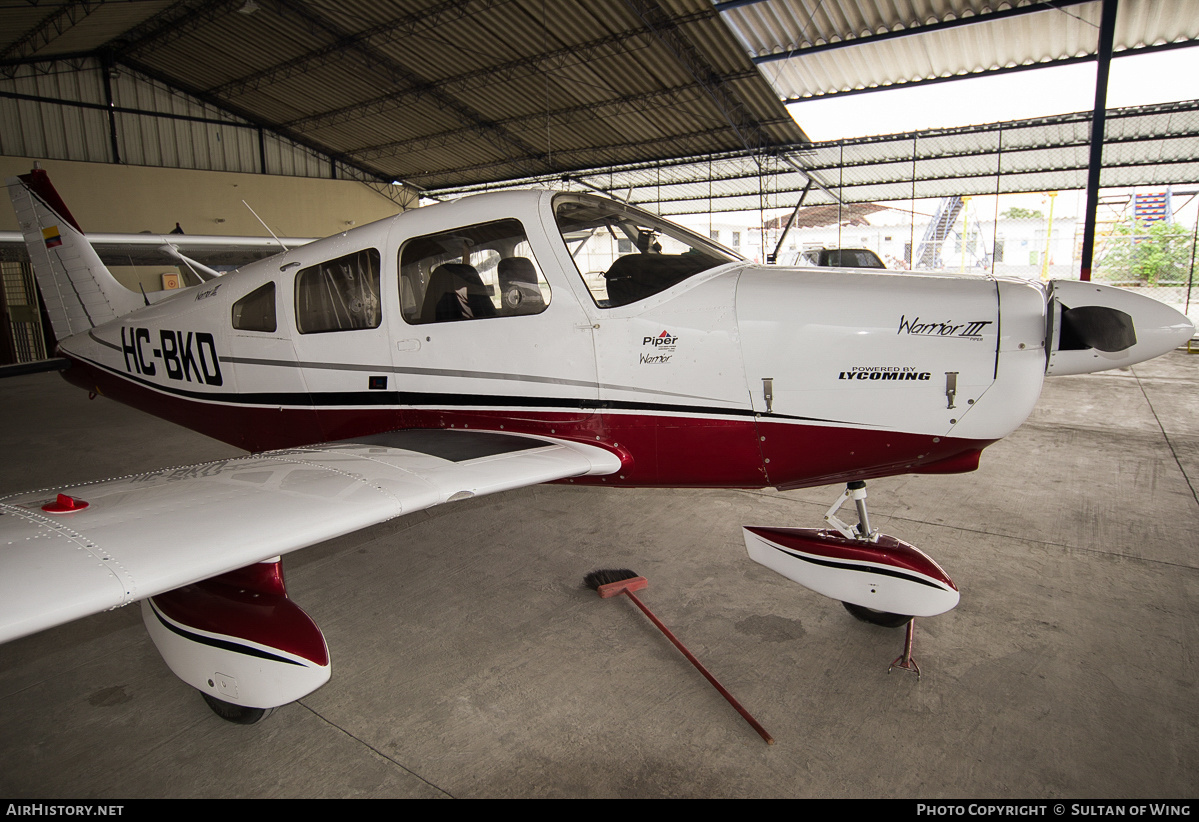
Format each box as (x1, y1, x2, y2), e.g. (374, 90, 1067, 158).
(61, 356, 991, 489)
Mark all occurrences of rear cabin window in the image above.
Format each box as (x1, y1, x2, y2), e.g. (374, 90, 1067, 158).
(231, 282, 277, 332)
(399, 219, 550, 324)
(295, 249, 381, 334)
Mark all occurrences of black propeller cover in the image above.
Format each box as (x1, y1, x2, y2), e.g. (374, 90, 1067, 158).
(1059, 304, 1137, 352)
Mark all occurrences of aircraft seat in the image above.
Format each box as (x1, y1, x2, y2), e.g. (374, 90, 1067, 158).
(497, 257, 546, 315)
(603, 252, 705, 307)
(420, 262, 496, 323)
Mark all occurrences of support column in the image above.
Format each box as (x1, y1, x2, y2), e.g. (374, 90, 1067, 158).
(1079, 0, 1119, 282)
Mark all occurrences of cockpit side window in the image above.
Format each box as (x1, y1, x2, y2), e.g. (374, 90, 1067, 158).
(399, 219, 551, 325)
(295, 249, 381, 334)
(553, 195, 740, 308)
(232, 282, 276, 332)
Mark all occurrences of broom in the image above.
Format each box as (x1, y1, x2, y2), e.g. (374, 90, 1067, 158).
(584, 568, 774, 745)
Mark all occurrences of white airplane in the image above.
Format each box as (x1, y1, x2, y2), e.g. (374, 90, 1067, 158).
(1, 168, 1192, 724)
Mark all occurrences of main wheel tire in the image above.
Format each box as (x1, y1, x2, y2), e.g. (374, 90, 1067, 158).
(842, 602, 914, 628)
(201, 692, 274, 725)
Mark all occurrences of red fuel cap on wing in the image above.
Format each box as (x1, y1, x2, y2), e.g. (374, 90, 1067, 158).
(42, 493, 89, 513)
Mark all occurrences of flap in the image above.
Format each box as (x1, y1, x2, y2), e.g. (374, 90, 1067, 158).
(0, 430, 620, 643)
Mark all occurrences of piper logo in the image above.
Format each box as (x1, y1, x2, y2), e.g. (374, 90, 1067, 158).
(643, 330, 678, 348)
(640, 330, 677, 364)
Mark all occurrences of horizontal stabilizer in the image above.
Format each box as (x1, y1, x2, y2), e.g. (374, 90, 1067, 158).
(0, 358, 70, 378)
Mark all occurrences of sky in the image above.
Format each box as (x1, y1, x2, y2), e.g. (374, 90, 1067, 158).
(788, 47, 1199, 143)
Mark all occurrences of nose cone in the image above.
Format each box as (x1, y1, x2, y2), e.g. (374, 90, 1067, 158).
(1047, 280, 1194, 376)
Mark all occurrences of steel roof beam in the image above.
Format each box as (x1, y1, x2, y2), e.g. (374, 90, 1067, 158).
(0, 0, 105, 62)
(206, 0, 506, 99)
(108, 0, 244, 59)
(282, 22, 713, 132)
(261, 0, 553, 181)
(401, 122, 755, 185)
(348, 85, 730, 161)
(621, 0, 783, 153)
(423, 99, 1199, 199)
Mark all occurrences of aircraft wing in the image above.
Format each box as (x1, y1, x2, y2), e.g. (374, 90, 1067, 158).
(0, 229, 315, 267)
(0, 430, 621, 644)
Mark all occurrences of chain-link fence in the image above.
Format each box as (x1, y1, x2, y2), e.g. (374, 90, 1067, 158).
(756, 187, 1198, 327)
(706, 103, 1199, 328)
(757, 191, 1199, 330)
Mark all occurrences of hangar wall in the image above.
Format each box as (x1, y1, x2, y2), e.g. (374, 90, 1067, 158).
(0, 57, 401, 187)
(0, 156, 414, 363)
(0, 155, 410, 294)
(0, 156, 408, 238)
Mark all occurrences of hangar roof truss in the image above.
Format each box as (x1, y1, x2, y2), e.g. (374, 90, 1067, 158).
(0, 0, 807, 190)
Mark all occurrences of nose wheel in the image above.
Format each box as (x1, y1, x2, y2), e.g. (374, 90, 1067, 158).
(842, 602, 913, 629)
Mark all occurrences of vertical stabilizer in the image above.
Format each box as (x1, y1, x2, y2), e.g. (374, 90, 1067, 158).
(6, 169, 142, 341)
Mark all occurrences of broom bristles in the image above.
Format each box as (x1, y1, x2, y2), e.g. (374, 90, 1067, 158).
(583, 568, 639, 590)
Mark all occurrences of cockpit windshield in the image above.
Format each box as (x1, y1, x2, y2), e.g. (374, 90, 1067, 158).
(554, 194, 741, 308)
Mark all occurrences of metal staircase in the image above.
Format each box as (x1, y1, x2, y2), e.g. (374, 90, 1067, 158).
(914, 196, 963, 269)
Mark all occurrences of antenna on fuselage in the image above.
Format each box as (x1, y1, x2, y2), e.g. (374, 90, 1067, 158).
(242, 200, 289, 251)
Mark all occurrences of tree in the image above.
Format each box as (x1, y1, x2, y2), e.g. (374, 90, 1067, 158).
(1000, 207, 1045, 220)
(1096, 219, 1194, 286)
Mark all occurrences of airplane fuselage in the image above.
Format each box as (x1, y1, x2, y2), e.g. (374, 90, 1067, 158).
(53, 189, 1058, 491)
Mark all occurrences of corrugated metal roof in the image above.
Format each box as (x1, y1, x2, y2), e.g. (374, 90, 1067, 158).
(428, 100, 1199, 213)
(0, 0, 1196, 201)
(719, 0, 1199, 100)
(0, 0, 807, 189)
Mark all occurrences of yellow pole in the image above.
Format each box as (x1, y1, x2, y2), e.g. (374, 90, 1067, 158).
(1041, 191, 1058, 281)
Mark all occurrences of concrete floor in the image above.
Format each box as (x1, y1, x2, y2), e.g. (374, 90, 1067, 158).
(0, 353, 1196, 799)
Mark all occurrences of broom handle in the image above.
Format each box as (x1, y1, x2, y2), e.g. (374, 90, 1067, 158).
(622, 589, 774, 745)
